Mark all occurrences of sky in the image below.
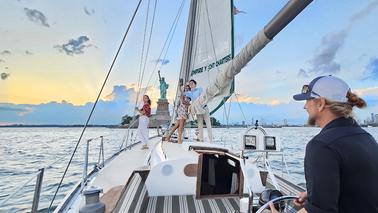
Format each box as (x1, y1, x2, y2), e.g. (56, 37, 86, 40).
(1, 0, 378, 125)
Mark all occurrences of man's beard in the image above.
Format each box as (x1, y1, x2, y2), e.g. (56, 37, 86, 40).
(307, 116, 316, 126)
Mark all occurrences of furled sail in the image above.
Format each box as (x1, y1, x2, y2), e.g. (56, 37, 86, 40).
(189, 0, 313, 115)
(173, 0, 234, 119)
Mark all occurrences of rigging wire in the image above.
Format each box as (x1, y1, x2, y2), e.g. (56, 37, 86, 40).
(125, 0, 154, 149)
(150, 2, 184, 90)
(234, 93, 247, 124)
(143, 0, 186, 95)
(142, 0, 185, 127)
(134, 0, 152, 112)
(46, 0, 143, 211)
(136, 0, 158, 103)
(120, 0, 185, 149)
(204, 0, 222, 80)
(140, 0, 158, 92)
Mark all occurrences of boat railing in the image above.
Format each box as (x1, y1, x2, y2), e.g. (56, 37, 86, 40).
(0, 129, 139, 213)
(0, 168, 45, 213)
(81, 136, 106, 192)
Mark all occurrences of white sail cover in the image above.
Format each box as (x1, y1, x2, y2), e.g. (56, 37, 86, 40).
(188, 0, 234, 114)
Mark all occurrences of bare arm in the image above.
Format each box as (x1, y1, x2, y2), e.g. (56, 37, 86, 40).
(136, 108, 146, 115)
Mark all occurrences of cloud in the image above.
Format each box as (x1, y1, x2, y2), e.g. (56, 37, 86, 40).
(155, 59, 170, 65)
(0, 59, 5, 63)
(299, 30, 346, 76)
(0, 83, 171, 125)
(354, 86, 378, 97)
(84, 7, 95, 16)
(0, 85, 140, 125)
(297, 69, 309, 78)
(0, 106, 27, 112)
(24, 8, 50, 27)
(125, 83, 161, 108)
(25, 50, 33, 55)
(54, 36, 92, 56)
(212, 101, 309, 125)
(1, 84, 376, 125)
(104, 85, 136, 102)
(0, 105, 33, 117)
(17, 107, 33, 116)
(298, 1, 378, 77)
(235, 94, 284, 106)
(1, 73, 10, 80)
(349, 0, 378, 23)
(0, 50, 11, 55)
(363, 57, 378, 79)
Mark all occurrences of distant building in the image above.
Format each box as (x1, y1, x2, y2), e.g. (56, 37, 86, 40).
(375, 114, 378, 124)
(371, 113, 375, 124)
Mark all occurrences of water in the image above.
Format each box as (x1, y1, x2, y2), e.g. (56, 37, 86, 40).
(0, 127, 377, 212)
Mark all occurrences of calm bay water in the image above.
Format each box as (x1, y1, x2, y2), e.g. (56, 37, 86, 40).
(0, 127, 377, 212)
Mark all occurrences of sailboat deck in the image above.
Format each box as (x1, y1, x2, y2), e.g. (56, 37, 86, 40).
(102, 139, 304, 213)
(114, 173, 240, 213)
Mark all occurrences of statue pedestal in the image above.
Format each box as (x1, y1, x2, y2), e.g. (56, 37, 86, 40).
(149, 99, 171, 128)
(156, 99, 170, 116)
(126, 99, 171, 128)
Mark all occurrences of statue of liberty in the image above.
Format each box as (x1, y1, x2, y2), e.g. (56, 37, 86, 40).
(158, 70, 169, 100)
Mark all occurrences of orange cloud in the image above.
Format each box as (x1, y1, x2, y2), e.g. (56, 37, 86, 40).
(354, 86, 378, 97)
(234, 94, 283, 105)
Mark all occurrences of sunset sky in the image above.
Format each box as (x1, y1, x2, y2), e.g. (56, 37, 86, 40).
(1, 0, 378, 125)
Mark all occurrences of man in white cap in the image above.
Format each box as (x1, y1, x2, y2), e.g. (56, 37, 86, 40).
(270, 76, 378, 213)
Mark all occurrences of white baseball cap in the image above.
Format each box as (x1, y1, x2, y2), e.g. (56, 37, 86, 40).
(293, 75, 350, 102)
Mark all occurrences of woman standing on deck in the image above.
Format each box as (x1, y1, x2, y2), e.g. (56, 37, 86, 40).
(136, 95, 151, 150)
(165, 84, 191, 144)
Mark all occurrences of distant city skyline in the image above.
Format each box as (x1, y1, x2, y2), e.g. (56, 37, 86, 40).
(1, 0, 378, 125)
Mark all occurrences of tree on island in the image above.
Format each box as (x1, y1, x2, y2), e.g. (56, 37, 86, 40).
(121, 114, 133, 125)
(193, 117, 221, 127)
(210, 117, 221, 126)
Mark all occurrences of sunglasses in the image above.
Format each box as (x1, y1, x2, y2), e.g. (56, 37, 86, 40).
(302, 85, 321, 99)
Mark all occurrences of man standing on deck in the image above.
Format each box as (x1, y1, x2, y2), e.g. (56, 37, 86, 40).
(270, 76, 378, 213)
(186, 79, 213, 142)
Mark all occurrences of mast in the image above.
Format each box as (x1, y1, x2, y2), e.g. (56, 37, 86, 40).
(190, 0, 313, 115)
(181, 0, 198, 81)
(171, 0, 198, 123)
